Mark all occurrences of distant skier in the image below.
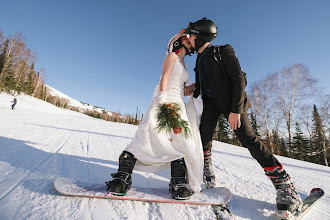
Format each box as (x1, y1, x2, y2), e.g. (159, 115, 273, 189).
(11, 98, 17, 110)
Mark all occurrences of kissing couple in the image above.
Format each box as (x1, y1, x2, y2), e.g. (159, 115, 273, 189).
(106, 18, 302, 215)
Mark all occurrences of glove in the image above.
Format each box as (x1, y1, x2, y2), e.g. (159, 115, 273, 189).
(193, 88, 200, 98)
(155, 91, 167, 105)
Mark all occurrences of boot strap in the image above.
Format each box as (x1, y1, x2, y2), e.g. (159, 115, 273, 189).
(111, 172, 131, 184)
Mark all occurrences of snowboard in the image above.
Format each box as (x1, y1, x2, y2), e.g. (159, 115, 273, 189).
(277, 188, 324, 220)
(54, 177, 232, 206)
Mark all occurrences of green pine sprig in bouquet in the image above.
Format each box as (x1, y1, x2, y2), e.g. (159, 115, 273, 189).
(155, 103, 192, 140)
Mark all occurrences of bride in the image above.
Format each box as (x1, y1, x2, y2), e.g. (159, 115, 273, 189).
(106, 31, 204, 200)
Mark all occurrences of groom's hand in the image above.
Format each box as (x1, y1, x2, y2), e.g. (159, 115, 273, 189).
(184, 82, 195, 96)
(228, 112, 241, 130)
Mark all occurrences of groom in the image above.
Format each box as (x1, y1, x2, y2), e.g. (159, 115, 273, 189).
(184, 18, 302, 215)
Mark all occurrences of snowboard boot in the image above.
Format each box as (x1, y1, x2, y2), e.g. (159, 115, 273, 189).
(169, 158, 192, 200)
(203, 141, 216, 188)
(265, 164, 303, 215)
(106, 151, 136, 196)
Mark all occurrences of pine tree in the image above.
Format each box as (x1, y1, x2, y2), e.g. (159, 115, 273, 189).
(292, 122, 309, 161)
(249, 111, 260, 137)
(2, 67, 15, 91)
(278, 137, 289, 157)
(312, 105, 328, 166)
(272, 129, 281, 155)
(0, 39, 15, 91)
(0, 39, 9, 75)
(134, 106, 139, 125)
(216, 114, 230, 143)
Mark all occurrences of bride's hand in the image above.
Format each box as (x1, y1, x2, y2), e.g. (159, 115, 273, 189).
(155, 91, 167, 105)
(184, 82, 195, 96)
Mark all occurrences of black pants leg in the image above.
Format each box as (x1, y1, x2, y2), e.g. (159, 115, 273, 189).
(226, 112, 281, 168)
(200, 97, 222, 148)
(200, 97, 280, 169)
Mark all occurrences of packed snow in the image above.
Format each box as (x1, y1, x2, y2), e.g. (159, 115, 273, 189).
(0, 92, 329, 220)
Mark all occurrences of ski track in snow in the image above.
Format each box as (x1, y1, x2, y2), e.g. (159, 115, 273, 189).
(0, 131, 72, 202)
(1, 93, 329, 220)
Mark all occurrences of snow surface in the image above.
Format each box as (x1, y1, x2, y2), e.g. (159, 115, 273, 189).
(0, 92, 329, 220)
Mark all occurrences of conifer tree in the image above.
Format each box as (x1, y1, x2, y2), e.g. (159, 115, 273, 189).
(292, 122, 309, 161)
(216, 114, 230, 143)
(0, 39, 15, 91)
(278, 137, 288, 157)
(272, 129, 281, 155)
(0, 39, 9, 75)
(2, 67, 15, 91)
(249, 110, 260, 137)
(134, 106, 139, 125)
(312, 105, 328, 166)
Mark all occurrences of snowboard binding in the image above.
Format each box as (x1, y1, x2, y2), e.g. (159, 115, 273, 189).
(106, 172, 132, 196)
(169, 177, 192, 200)
(169, 158, 192, 200)
(105, 151, 136, 196)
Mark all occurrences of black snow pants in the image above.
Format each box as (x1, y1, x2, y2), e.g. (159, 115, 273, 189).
(200, 96, 281, 169)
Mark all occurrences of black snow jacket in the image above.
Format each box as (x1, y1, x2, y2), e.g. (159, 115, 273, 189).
(193, 44, 251, 114)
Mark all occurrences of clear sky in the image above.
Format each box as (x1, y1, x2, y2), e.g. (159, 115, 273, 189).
(1, 0, 330, 115)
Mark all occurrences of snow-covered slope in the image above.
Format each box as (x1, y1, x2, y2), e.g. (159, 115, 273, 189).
(47, 85, 113, 116)
(0, 92, 329, 220)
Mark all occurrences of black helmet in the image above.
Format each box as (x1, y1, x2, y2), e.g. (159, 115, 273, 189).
(186, 18, 217, 42)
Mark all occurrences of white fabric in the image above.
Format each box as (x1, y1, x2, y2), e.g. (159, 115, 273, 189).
(155, 91, 167, 105)
(193, 96, 203, 115)
(184, 78, 204, 115)
(125, 56, 204, 192)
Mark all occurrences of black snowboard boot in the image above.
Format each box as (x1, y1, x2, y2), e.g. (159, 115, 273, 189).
(203, 142, 216, 188)
(169, 158, 192, 200)
(106, 151, 136, 196)
(265, 165, 303, 213)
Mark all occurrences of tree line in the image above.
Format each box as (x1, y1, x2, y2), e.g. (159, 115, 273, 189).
(0, 30, 141, 125)
(214, 63, 329, 166)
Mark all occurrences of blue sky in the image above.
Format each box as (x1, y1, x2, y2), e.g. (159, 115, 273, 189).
(1, 0, 330, 115)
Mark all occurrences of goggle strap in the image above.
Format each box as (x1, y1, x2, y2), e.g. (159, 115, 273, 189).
(169, 29, 187, 48)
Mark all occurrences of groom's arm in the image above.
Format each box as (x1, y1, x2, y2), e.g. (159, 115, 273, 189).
(221, 44, 246, 114)
(193, 67, 201, 98)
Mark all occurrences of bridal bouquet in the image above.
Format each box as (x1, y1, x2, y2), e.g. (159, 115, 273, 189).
(155, 103, 191, 140)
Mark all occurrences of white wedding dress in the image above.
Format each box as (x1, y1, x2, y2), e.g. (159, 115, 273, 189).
(125, 56, 204, 193)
